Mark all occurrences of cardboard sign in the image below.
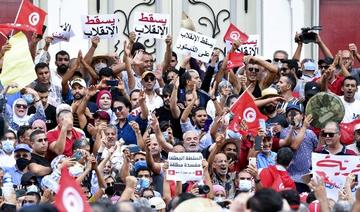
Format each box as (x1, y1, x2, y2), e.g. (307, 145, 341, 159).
(312, 153, 359, 201)
(225, 34, 259, 56)
(167, 152, 203, 181)
(133, 12, 170, 39)
(81, 14, 120, 39)
(175, 28, 216, 62)
(51, 22, 75, 44)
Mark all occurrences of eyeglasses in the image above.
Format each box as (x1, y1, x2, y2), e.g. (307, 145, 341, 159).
(321, 131, 337, 138)
(15, 104, 28, 109)
(144, 76, 155, 82)
(319, 65, 330, 70)
(247, 68, 259, 73)
(112, 106, 124, 113)
(15, 153, 29, 159)
(273, 58, 285, 63)
(106, 182, 114, 187)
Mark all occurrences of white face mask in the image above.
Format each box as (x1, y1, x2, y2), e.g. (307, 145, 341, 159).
(2, 139, 15, 153)
(239, 180, 252, 192)
(214, 196, 225, 202)
(94, 62, 107, 73)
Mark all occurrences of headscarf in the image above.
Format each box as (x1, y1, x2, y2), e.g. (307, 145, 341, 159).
(32, 119, 47, 133)
(96, 89, 112, 109)
(12, 98, 30, 126)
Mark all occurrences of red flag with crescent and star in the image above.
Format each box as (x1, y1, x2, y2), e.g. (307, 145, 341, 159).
(15, 0, 47, 34)
(228, 90, 267, 136)
(223, 23, 249, 43)
(55, 166, 92, 212)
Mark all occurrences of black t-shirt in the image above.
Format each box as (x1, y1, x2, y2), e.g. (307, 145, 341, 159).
(30, 153, 51, 168)
(28, 104, 57, 131)
(154, 106, 183, 140)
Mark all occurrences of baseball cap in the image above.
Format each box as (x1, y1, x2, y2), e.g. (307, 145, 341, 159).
(286, 101, 304, 114)
(149, 197, 166, 210)
(141, 71, 155, 79)
(133, 160, 148, 174)
(14, 144, 32, 152)
(303, 61, 316, 71)
(70, 78, 86, 88)
(304, 81, 320, 97)
(56, 104, 72, 117)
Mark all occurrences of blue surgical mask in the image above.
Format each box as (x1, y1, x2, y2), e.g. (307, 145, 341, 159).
(22, 94, 34, 104)
(137, 178, 150, 191)
(2, 139, 14, 153)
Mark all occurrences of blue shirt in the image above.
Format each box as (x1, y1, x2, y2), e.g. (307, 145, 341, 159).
(3, 166, 23, 187)
(257, 151, 277, 169)
(117, 114, 148, 145)
(280, 127, 318, 183)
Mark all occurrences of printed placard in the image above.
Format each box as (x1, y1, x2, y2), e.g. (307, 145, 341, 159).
(51, 22, 75, 44)
(133, 12, 170, 39)
(167, 152, 203, 181)
(81, 14, 120, 39)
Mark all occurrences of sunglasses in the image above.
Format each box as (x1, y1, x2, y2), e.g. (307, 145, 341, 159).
(144, 76, 155, 82)
(319, 65, 330, 70)
(112, 106, 124, 113)
(273, 58, 285, 63)
(247, 68, 260, 73)
(106, 182, 114, 187)
(15, 104, 28, 109)
(321, 132, 336, 138)
(15, 154, 29, 159)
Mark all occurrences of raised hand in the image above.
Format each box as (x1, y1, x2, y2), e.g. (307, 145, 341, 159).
(91, 36, 100, 48)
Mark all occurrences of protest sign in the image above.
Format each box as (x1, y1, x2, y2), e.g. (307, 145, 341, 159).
(225, 35, 259, 56)
(133, 12, 170, 39)
(312, 153, 360, 201)
(167, 152, 203, 181)
(51, 22, 75, 44)
(81, 14, 120, 39)
(0, 32, 36, 94)
(175, 28, 216, 63)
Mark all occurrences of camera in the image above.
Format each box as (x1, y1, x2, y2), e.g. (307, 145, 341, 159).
(198, 185, 210, 194)
(298, 26, 322, 44)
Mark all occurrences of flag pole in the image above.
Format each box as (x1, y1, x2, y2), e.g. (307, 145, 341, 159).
(10, 0, 25, 37)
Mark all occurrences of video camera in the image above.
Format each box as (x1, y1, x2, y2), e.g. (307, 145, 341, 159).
(298, 26, 322, 44)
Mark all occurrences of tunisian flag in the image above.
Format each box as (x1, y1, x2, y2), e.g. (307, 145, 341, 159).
(339, 118, 360, 145)
(227, 52, 244, 69)
(15, 0, 47, 34)
(55, 167, 91, 212)
(228, 91, 267, 136)
(223, 23, 249, 42)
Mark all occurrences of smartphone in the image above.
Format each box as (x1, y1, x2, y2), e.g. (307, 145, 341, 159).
(355, 175, 358, 183)
(259, 119, 266, 132)
(106, 80, 119, 87)
(249, 157, 257, 167)
(254, 136, 262, 151)
(114, 183, 126, 193)
(37, 25, 47, 39)
(72, 151, 82, 161)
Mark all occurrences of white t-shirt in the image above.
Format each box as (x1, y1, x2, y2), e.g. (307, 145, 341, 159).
(340, 96, 360, 123)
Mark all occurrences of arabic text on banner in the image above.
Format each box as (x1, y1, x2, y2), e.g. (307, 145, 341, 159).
(225, 34, 260, 56)
(174, 28, 216, 63)
(0, 32, 36, 94)
(167, 152, 203, 182)
(51, 22, 75, 44)
(312, 152, 359, 201)
(81, 14, 120, 39)
(133, 12, 170, 39)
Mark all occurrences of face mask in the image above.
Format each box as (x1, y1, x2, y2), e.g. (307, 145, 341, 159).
(162, 131, 169, 141)
(26, 184, 39, 193)
(262, 149, 271, 153)
(2, 139, 14, 153)
(214, 196, 224, 203)
(94, 63, 107, 73)
(22, 202, 35, 207)
(105, 186, 115, 196)
(239, 180, 252, 192)
(57, 64, 68, 74)
(22, 94, 33, 104)
(16, 158, 30, 171)
(137, 178, 150, 191)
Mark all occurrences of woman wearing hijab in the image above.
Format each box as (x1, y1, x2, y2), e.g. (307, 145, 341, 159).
(96, 90, 117, 125)
(31, 119, 48, 133)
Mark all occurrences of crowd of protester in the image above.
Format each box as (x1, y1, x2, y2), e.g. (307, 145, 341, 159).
(1, 23, 360, 212)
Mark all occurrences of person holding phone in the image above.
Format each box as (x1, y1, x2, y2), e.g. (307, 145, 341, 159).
(255, 130, 277, 169)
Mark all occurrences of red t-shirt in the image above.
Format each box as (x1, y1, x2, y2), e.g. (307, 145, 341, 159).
(259, 165, 296, 192)
(47, 127, 84, 159)
(313, 76, 344, 96)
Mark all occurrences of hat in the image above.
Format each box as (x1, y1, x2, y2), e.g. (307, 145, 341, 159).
(141, 71, 155, 79)
(303, 61, 316, 71)
(257, 87, 279, 100)
(213, 185, 226, 194)
(21, 172, 37, 186)
(14, 144, 32, 152)
(98, 67, 114, 78)
(304, 81, 320, 97)
(149, 197, 166, 210)
(91, 52, 115, 66)
(318, 57, 333, 65)
(354, 123, 360, 131)
(133, 160, 148, 174)
(56, 104, 72, 117)
(286, 101, 304, 114)
(174, 198, 221, 212)
(93, 110, 110, 122)
(70, 78, 86, 88)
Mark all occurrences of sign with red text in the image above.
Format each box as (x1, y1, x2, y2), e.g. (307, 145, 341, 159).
(175, 28, 216, 63)
(51, 22, 75, 44)
(167, 152, 203, 181)
(312, 153, 359, 201)
(225, 34, 260, 55)
(81, 14, 120, 39)
(133, 12, 170, 39)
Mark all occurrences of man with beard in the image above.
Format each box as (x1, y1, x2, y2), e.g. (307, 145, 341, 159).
(211, 153, 236, 199)
(52, 50, 70, 88)
(28, 130, 51, 177)
(30, 62, 62, 106)
(65, 78, 97, 113)
(340, 76, 360, 123)
(3, 144, 32, 186)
